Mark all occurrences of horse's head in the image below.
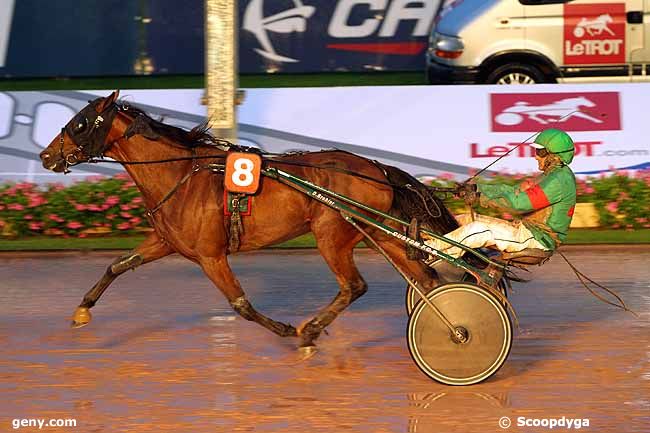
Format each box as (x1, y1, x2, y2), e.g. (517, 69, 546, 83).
(566, 96, 596, 108)
(40, 90, 122, 173)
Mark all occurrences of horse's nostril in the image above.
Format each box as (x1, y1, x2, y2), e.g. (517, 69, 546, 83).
(40, 151, 51, 161)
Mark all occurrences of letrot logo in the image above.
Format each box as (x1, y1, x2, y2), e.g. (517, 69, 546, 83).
(243, 0, 315, 63)
(491, 92, 621, 132)
(564, 3, 625, 64)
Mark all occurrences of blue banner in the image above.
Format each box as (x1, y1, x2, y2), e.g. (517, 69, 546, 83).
(0, 0, 439, 77)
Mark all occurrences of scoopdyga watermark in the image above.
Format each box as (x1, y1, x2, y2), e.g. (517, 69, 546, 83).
(499, 416, 590, 429)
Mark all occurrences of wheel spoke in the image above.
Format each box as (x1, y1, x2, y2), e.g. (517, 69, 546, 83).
(496, 72, 537, 85)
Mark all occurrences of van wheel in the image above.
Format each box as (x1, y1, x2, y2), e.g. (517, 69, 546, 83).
(486, 63, 546, 85)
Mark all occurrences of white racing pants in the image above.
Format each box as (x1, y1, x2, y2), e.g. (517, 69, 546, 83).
(423, 214, 549, 259)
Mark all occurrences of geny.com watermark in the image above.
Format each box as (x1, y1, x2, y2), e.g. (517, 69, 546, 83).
(12, 418, 77, 430)
(499, 416, 590, 429)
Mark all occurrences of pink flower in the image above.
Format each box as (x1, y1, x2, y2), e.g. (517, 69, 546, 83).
(106, 214, 116, 220)
(618, 191, 630, 200)
(131, 197, 143, 204)
(116, 222, 131, 230)
(635, 217, 647, 223)
(584, 186, 595, 194)
(48, 214, 64, 223)
(78, 233, 88, 238)
(87, 204, 102, 212)
(24, 214, 33, 220)
(120, 212, 132, 219)
(605, 202, 618, 213)
(66, 221, 83, 229)
(28, 222, 44, 231)
(104, 195, 120, 206)
(15, 182, 33, 190)
(0, 205, 4, 210)
(8, 203, 24, 211)
(27, 196, 47, 207)
(129, 217, 142, 225)
(115, 172, 131, 180)
(120, 204, 131, 211)
(74, 203, 87, 211)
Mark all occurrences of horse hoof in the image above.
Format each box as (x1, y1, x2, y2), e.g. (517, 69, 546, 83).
(297, 345, 318, 361)
(70, 307, 92, 329)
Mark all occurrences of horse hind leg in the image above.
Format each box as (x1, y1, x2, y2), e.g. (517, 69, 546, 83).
(199, 255, 297, 338)
(298, 225, 367, 349)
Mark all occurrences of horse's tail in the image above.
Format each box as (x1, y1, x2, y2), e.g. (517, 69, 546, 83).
(376, 163, 459, 234)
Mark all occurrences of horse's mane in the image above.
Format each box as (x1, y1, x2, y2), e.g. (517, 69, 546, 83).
(120, 101, 244, 150)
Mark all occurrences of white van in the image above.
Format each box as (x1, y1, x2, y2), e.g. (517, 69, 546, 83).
(427, 0, 650, 84)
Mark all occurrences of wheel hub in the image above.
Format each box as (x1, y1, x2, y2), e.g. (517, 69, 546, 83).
(451, 326, 469, 344)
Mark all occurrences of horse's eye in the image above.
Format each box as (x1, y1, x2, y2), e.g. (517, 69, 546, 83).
(74, 118, 87, 132)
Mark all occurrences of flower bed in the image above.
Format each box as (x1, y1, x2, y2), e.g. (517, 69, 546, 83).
(1, 170, 649, 237)
(0, 174, 148, 238)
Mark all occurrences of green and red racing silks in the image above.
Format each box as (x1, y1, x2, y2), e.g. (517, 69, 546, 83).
(476, 165, 577, 249)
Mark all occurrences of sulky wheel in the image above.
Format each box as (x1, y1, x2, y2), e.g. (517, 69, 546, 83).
(406, 279, 428, 315)
(407, 282, 512, 385)
(406, 273, 507, 315)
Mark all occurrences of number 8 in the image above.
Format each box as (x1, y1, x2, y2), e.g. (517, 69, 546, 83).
(231, 158, 254, 187)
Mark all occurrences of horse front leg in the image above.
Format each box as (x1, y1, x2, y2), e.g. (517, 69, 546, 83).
(71, 232, 173, 328)
(199, 255, 297, 337)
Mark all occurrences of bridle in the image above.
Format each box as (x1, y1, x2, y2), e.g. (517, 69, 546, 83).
(58, 100, 124, 173)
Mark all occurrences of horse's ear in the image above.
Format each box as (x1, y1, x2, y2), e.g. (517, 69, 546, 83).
(97, 90, 120, 111)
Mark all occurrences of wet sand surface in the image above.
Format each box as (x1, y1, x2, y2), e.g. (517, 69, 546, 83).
(0, 246, 648, 432)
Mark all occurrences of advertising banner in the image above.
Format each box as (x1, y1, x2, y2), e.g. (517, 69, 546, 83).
(238, 0, 440, 73)
(0, 0, 439, 77)
(0, 84, 647, 184)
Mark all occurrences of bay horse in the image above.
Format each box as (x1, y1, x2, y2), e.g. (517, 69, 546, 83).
(39, 90, 458, 351)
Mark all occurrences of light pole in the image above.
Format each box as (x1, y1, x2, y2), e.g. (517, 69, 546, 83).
(205, 0, 239, 143)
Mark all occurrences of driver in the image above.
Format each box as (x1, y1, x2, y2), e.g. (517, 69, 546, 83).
(423, 128, 577, 259)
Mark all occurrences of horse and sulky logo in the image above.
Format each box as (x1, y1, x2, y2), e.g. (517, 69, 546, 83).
(564, 3, 626, 64)
(490, 92, 621, 132)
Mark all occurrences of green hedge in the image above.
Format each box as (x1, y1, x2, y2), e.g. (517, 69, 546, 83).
(1, 170, 649, 238)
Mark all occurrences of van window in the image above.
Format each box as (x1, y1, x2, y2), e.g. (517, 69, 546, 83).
(519, 0, 574, 4)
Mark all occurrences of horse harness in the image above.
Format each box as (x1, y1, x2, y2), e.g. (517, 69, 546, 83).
(60, 103, 446, 253)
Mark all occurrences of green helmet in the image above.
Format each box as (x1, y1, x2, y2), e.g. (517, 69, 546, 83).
(532, 128, 575, 164)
